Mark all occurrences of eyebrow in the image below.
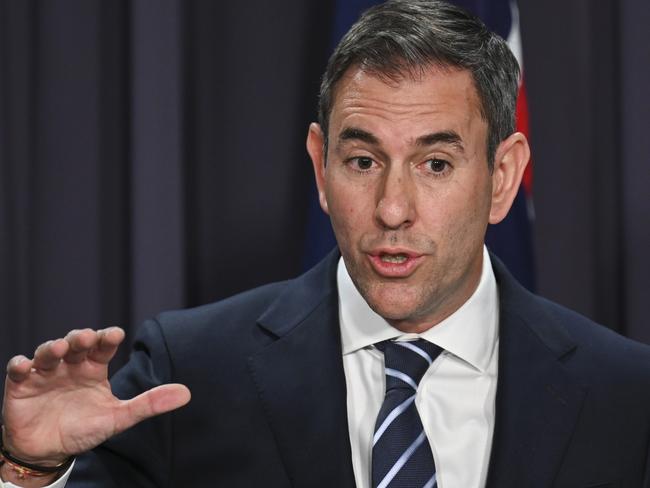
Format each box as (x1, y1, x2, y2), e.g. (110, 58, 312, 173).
(337, 127, 380, 146)
(415, 131, 465, 152)
(336, 127, 465, 153)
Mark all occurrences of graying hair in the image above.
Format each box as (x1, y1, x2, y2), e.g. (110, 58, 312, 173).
(317, 0, 520, 169)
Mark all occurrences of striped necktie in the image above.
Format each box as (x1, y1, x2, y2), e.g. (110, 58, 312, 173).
(372, 339, 443, 488)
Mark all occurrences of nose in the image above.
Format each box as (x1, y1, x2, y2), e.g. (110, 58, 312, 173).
(374, 165, 416, 230)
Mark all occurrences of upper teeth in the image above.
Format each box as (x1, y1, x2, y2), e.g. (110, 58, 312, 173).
(381, 254, 407, 263)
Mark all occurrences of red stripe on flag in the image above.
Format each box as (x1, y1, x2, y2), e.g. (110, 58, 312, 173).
(516, 77, 533, 195)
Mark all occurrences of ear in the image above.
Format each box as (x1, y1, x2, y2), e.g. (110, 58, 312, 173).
(306, 122, 330, 215)
(489, 132, 531, 224)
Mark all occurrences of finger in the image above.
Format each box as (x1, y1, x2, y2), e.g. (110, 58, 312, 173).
(87, 327, 125, 364)
(63, 329, 99, 364)
(6, 355, 34, 383)
(115, 384, 191, 434)
(32, 339, 69, 371)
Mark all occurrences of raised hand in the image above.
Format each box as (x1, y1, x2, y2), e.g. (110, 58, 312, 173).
(2, 327, 191, 467)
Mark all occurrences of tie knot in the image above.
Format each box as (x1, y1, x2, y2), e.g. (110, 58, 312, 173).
(377, 339, 443, 391)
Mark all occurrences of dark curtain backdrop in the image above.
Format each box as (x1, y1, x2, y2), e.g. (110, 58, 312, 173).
(1, 0, 649, 376)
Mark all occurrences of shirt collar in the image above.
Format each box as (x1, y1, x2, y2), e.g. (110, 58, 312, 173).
(338, 246, 499, 373)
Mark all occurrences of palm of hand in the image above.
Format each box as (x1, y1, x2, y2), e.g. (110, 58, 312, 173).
(4, 359, 120, 462)
(2, 328, 191, 465)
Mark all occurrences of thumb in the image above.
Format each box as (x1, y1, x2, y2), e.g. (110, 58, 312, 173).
(115, 384, 191, 433)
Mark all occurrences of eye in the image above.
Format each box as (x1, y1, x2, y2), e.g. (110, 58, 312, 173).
(349, 156, 375, 171)
(426, 158, 449, 173)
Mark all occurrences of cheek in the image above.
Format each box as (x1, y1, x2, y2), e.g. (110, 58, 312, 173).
(325, 188, 355, 240)
(419, 179, 490, 243)
(329, 198, 366, 239)
(455, 182, 492, 245)
(326, 174, 377, 230)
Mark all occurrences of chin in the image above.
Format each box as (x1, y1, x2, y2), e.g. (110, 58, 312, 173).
(362, 282, 427, 323)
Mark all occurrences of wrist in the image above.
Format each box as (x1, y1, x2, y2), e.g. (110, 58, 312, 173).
(0, 462, 60, 487)
(0, 432, 73, 483)
(1, 426, 70, 467)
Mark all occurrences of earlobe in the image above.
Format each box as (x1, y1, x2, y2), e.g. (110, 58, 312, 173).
(489, 132, 530, 224)
(306, 122, 330, 215)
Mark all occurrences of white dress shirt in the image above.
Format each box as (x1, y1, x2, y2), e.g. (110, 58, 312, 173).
(340, 246, 499, 488)
(1, 247, 498, 488)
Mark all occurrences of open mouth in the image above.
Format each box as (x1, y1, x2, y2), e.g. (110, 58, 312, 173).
(368, 250, 424, 278)
(379, 253, 408, 264)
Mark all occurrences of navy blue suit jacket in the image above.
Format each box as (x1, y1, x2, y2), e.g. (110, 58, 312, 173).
(69, 251, 650, 487)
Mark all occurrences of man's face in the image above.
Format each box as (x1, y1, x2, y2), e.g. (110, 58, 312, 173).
(309, 65, 502, 332)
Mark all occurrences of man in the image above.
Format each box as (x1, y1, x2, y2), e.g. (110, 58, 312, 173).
(2, 1, 650, 487)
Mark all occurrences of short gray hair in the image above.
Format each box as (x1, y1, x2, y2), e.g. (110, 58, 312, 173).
(317, 0, 520, 169)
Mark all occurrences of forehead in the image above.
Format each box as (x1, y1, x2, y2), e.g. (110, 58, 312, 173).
(329, 65, 485, 142)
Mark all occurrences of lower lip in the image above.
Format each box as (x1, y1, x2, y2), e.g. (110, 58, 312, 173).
(368, 254, 424, 278)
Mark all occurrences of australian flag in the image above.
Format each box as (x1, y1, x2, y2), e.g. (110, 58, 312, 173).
(304, 0, 536, 291)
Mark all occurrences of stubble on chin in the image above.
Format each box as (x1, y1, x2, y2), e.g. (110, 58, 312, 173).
(345, 249, 480, 332)
(346, 262, 436, 325)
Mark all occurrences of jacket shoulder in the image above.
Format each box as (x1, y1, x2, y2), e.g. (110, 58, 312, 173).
(145, 280, 291, 360)
(156, 280, 290, 332)
(492, 253, 650, 383)
(535, 295, 650, 377)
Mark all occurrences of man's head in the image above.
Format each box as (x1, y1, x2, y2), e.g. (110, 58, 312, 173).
(318, 0, 520, 170)
(306, 0, 529, 332)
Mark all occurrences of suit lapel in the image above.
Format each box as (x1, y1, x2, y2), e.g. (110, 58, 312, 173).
(248, 250, 356, 488)
(486, 257, 587, 488)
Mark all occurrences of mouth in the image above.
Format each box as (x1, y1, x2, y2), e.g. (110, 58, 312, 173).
(367, 249, 424, 278)
(378, 253, 409, 264)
